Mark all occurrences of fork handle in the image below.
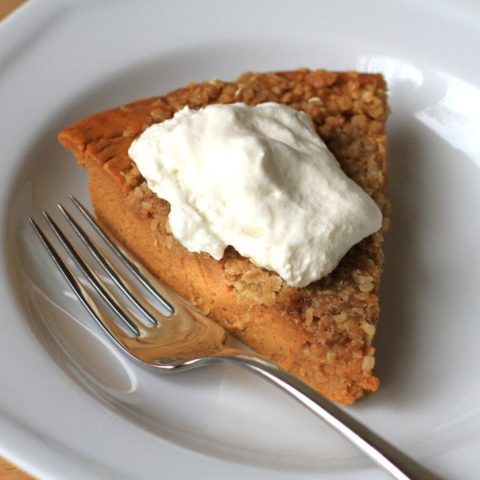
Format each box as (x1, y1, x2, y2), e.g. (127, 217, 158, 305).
(226, 355, 441, 480)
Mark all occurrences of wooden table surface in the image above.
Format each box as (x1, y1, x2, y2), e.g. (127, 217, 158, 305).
(1, 3, 37, 479)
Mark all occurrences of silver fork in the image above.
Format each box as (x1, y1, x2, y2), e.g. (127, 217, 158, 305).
(29, 196, 439, 480)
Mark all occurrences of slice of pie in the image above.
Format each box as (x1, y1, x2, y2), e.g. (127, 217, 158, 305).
(59, 69, 389, 404)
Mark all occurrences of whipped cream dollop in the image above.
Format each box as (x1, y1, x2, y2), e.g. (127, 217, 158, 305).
(128, 102, 382, 287)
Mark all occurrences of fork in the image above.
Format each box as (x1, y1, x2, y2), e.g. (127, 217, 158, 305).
(29, 196, 438, 480)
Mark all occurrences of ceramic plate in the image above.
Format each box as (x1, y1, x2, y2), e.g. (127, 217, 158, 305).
(1, 1, 479, 478)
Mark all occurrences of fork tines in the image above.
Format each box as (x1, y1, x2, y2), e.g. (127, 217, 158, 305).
(29, 196, 174, 338)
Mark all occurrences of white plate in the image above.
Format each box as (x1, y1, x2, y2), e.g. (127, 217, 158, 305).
(1, 0, 479, 478)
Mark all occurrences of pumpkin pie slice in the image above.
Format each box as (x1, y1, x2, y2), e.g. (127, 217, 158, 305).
(59, 69, 389, 404)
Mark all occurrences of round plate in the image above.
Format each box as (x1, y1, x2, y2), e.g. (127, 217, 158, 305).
(1, 1, 479, 478)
